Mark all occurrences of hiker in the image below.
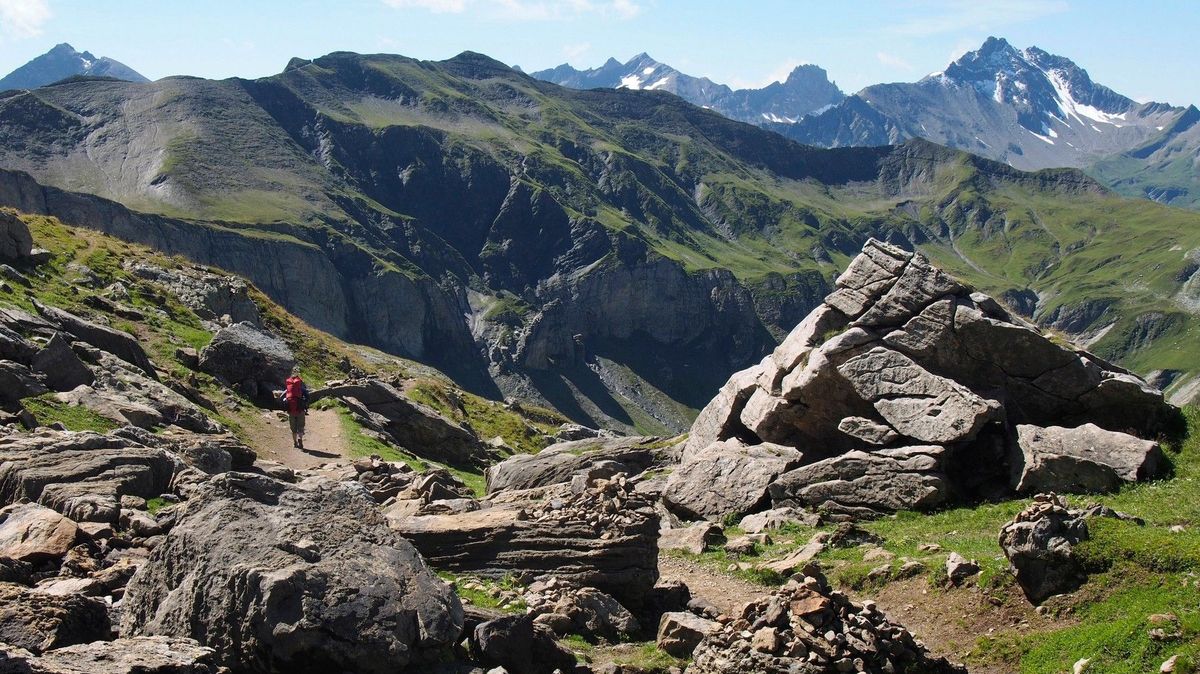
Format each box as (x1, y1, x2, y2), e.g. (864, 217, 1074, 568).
(280, 367, 309, 449)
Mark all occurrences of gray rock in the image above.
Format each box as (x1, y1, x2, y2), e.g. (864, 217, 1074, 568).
(392, 475, 658, 609)
(656, 611, 720, 658)
(663, 440, 805, 520)
(197, 322, 294, 398)
(0, 360, 47, 403)
(524, 583, 639, 642)
(121, 472, 463, 673)
(313, 379, 485, 467)
(0, 581, 111, 653)
(0, 636, 222, 674)
(0, 210, 33, 262)
(836, 347, 1000, 444)
(658, 522, 723, 555)
(0, 430, 179, 523)
(998, 494, 1090, 604)
(31, 333, 94, 391)
(0, 324, 37, 362)
(682, 365, 761, 461)
(945, 552, 980, 586)
(485, 436, 663, 494)
(31, 300, 156, 378)
(836, 416, 899, 446)
(739, 507, 820, 534)
(470, 614, 577, 674)
(770, 446, 949, 516)
(1012, 424, 1165, 494)
(128, 262, 261, 326)
(0, 502, 79, 562)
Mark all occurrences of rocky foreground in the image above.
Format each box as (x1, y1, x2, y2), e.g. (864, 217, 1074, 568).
(0, 218, 1185, 674)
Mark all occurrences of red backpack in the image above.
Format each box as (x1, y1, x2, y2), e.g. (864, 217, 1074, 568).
(285, 376, 305, 414)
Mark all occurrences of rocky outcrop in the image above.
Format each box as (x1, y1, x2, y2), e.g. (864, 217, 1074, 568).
(0, 209, 33, 262)
(522, 579, 640, 643)
(391, 474, 658, 608)
(663, 440, 804, 520)
(674, 239, 1176, 518)
(128, 262, 261, 326)
(469, 614, 578, 674)
(0, 503, 79, 563)
(0, 582, 111, 653)
(0, 430, 179, 523)
(121, 472, 463, 674)
(484, 435, 666, 494)
(0, 636, 223, 674)
(31, 300, 155, 378)
(1012, 424, 1165, 494)
(30, 333, 93, 391)
(197, 322, 294, 398)
(313, 379, 486, 467)
(688, 572, 965, 674)
(998, 493, 1090, 604)
(657, 611, 720, 658)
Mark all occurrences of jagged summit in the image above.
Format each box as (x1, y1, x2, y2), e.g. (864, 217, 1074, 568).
(0, 42, 148, 91)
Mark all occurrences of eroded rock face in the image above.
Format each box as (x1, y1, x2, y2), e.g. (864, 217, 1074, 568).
(391, 475, 658, 608)
(121, 472, 463, 674)
(0, 636, 223, 674)
(0, 209, 33, 262)
(0, 582, 111, 654)
(675, 239, 1176, 518)
(0, 430, 179, 523)
(128, 262, 261, 327)
(0, 503, 79, 563)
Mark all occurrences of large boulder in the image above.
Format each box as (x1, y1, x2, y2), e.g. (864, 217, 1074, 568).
(0, 430, 179, 523)
(485, 435, 665, 494)
(0, 582, 111, 653)
(656, 611, 720, 658)
(312, 379, 485, 467)
(0, 209, 33, 262)
(688, 572, 965, 674)
(0, 503, 79, 563)
(1012, 424, 1165, 493)
(674, 238, 1177, 519)
(663, 440, 805, 520)
(998, 494, 1090, 604)
(469, 614, 577, 674)
(197, 322, 294, 398)
(0, 636, 222, 674)
(121, 473, 463, 673)
(391, 475, 658, 608)
(128, 262, 261, 326)
(769, 446, 949, 517)
(30, 333, 94, 391)
(0, 360, 47, 403)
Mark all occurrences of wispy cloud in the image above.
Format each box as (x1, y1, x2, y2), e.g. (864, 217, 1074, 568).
(562, 42, 591, 61)
(383, 0, 642, 20)
(728, 58, 811, 90)
(0, 0, 52, 39)
(888, 0, 1068, 37)
(876, 51, 913, 71)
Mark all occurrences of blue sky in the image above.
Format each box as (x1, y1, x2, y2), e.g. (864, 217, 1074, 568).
(1, 0, 1196, 105)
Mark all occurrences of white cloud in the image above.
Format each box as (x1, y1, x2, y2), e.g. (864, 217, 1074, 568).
(0, 0, 52, 38)
(727, 58, 811, 90)
(382, 0, 467, 12)
(876, 51, 913, 71)
(382, 0, 641, 20)
(889, 0, 1068, 37)
(562, 41, 591, 60)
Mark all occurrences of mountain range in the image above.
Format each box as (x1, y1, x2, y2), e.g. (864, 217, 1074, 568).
(532, 53, 845, 125)
(536, 39, 1200, 211)
(0, 43, 148, 91)
(1, 49, 1200, 429)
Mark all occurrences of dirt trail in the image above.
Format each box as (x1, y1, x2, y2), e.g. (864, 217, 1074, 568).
(657, 556, 769, 615)
(243, 408, 351, 470)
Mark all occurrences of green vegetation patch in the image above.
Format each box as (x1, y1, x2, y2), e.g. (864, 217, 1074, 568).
(20, 394, 119, 433)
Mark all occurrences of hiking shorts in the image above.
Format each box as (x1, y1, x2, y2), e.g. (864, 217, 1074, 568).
(289, 413, 306, 435)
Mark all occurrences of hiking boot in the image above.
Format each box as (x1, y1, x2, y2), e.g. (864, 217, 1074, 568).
(298, 438, 304, 450)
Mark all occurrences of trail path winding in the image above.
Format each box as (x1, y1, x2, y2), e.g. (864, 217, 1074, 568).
(243, 408, 351, 470)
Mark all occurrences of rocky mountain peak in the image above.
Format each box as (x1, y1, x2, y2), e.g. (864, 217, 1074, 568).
(0, 42, 148, 91)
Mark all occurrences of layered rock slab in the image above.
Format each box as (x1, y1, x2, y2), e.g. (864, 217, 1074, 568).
(121, 472, 463, 674)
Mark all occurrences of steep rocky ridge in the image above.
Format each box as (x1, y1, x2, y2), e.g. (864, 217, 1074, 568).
(3, 49, 1200, 427)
